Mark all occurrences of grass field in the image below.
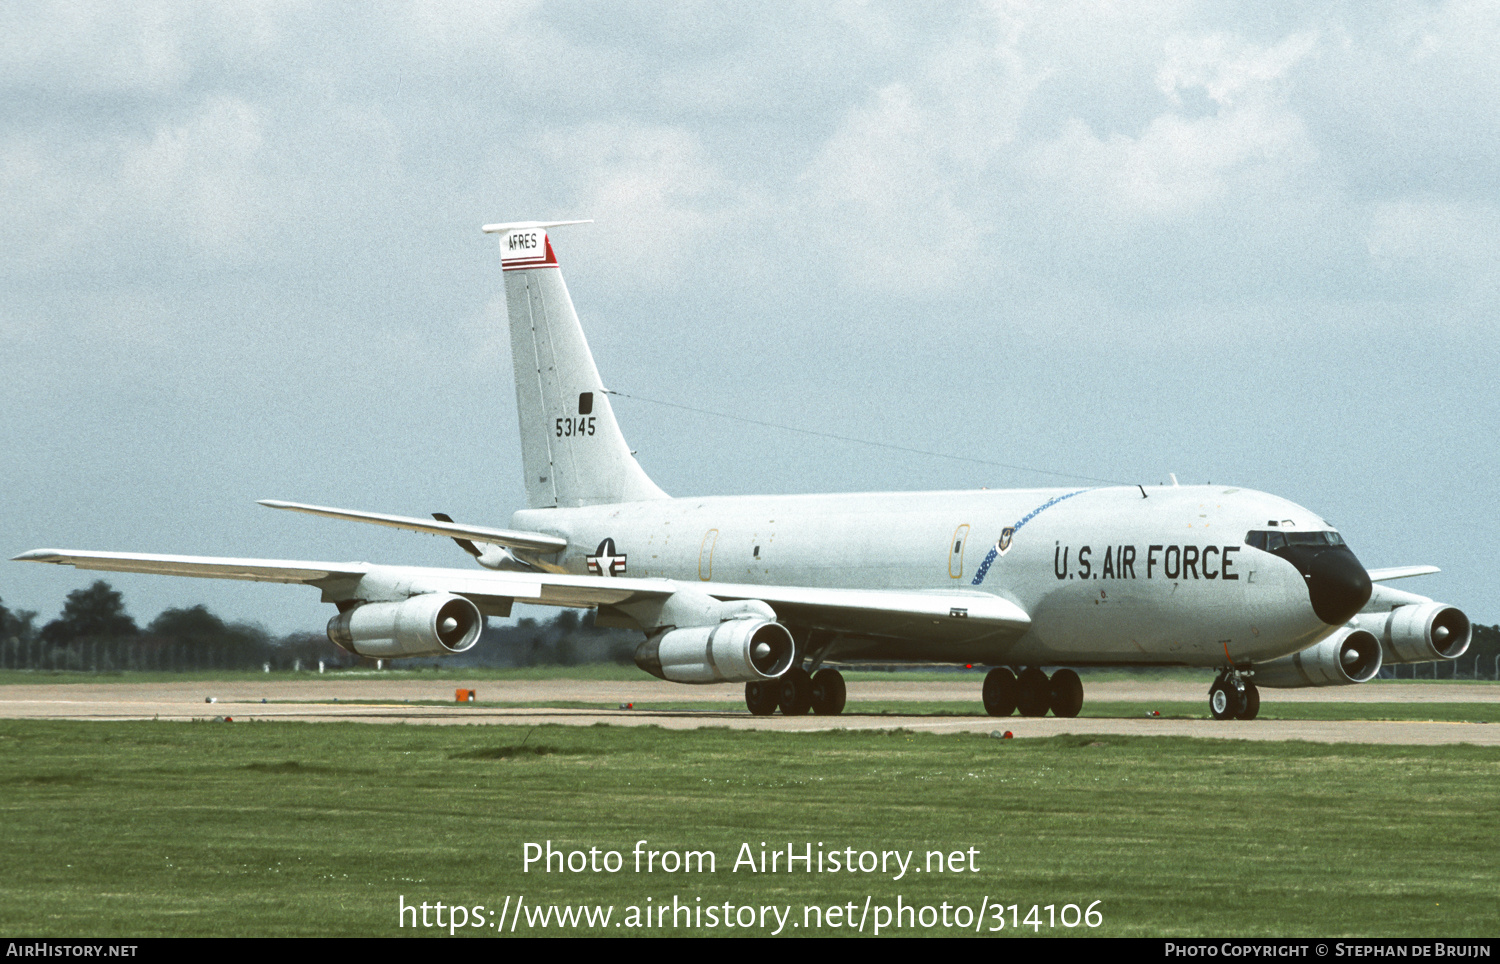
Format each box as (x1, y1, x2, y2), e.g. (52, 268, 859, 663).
(0, 719, 1495, 937)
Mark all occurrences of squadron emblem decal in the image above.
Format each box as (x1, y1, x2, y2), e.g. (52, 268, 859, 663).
(586, 538, 627, 577)
(971, 489, 1089, 586)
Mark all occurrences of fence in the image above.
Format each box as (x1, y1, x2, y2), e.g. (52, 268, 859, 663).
(1380, 654, 1499, 680)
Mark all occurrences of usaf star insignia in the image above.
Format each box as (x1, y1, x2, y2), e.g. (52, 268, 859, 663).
(586, 537, 627, 576)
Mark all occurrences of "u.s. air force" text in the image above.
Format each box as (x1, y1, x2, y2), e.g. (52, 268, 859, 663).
(1054, 544, 1240, 581)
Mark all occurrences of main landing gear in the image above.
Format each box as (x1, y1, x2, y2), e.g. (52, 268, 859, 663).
(745, 667, 847, 716)
(1209, 670, 1260, 721)
(983, 666, 1084, 718)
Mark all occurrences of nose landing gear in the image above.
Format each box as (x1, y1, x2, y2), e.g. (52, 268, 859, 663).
(1209, 670, 1260, 721)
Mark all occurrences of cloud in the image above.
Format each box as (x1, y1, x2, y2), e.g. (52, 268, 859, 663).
(526, 121, 750, 289)
(1156, 30, 1318, 108)
(1366, 198, 1500, 301)
(1025, 30, 1317, 223)
(797, 15, 1036, 291)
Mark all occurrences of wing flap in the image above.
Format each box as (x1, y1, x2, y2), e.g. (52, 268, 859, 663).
(719, 584, 1031, 633)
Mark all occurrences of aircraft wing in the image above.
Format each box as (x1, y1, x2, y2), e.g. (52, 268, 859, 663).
(1366, 565, 1441, 582)
(14, 549, 1029, 642)
(13, 549, 371, 585)
(11, 549, 546, 617)
(256, 500, 567, 553)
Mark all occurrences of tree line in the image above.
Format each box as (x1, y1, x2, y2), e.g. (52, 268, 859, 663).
(0, 581, 640, 672)
(3, 580, 1495, 676)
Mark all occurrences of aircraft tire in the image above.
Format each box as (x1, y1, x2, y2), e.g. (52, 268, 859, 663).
(982, 667, 1018, 717)
(810, 669, 847, 715)
(1049, 668, 1084, 718)
(1239, 681, 1260, 721)
(1016, 667, 1051, 717)
(778, 667, 813, 716)
(745, 680, 779, 716)
(1209, 680, 1243, 721)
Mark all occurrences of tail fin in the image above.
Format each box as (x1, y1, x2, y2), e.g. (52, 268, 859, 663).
(486, 221, 668, 508)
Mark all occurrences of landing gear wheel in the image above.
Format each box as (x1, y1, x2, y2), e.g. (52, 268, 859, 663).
(982, 667, 1018, 717)
(1016, 667, 1052, 717)
(810, 669, 847, 716)
(777, 667, 813, 716)
(745, 680, 779, 716)
(1049, 668, 1084, 718)
(1209, 679, 1244, 721)
(1239, 681, 1260, 721)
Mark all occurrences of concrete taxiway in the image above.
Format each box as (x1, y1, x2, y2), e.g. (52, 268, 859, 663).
(0, 678, 1493, 745)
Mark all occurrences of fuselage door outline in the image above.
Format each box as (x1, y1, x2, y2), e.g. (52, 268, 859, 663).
(949, 524, 970, 579)
(699, 528, 719, 581)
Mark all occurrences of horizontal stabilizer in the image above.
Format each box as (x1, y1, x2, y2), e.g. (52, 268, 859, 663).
(480, 219, 592, 234)
(1366, 565, 1440, 582)
(257, 500, 566, 553)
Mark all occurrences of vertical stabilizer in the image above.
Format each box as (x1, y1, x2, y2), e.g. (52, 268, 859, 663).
(485, 221, 669, 508)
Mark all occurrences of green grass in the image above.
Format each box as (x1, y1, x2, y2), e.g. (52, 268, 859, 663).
(0, 720, 1494, 937)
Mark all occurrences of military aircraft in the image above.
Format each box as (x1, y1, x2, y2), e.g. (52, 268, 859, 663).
(15, 221, 1473, 720)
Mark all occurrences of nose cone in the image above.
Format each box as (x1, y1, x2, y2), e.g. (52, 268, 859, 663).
(1306, 548, 1372, 625)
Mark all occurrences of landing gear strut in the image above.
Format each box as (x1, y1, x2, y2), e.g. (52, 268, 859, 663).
(1209, 670, 1259, 721)
(983, 666, 1085, 718)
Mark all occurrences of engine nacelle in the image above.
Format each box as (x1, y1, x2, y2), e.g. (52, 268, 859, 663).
(634, 617, 795, 684)
(327, 593, 483, 658)
(1255, 627, 1383, 688)
(1356, 603, 1471, 664)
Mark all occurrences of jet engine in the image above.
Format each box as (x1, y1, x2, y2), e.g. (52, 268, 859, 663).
(327, 593, 483, 658)
(1255, 627, 1383, 688)
(634, 617, 795, 684)
(1357, 603, 1471, 664)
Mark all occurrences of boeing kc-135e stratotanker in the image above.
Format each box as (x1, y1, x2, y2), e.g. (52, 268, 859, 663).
(16, 221, 1473, 720)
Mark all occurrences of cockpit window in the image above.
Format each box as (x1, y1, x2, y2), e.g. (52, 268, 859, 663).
(1246, 529, 1343, 550)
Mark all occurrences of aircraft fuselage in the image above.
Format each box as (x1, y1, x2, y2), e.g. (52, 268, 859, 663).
(515, 482, 1348, 668)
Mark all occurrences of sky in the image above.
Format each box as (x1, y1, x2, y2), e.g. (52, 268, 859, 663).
(2, 1, 1496, 636)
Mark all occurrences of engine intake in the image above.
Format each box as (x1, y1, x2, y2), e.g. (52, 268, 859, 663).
(1255, 627, 1383, 688)
(1358, 603, 1471, 664)
(634, 618, 795, 684)
(327, 593, 483, 658)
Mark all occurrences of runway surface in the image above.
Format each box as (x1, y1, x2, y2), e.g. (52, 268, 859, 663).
(0, 678, 1494, 745)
